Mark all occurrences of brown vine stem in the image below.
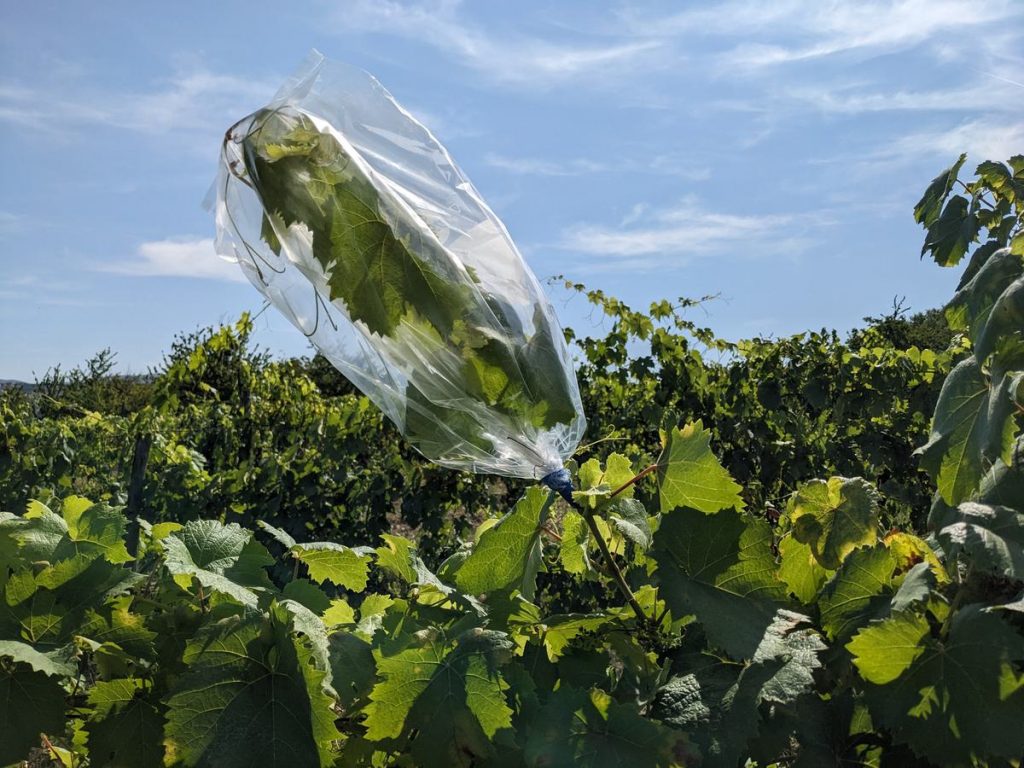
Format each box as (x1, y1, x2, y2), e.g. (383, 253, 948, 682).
(541, 523, 563, 543)
(42, 735, 63, 765)
(580, 505, 651, 626)
(608, 463, 657, 500)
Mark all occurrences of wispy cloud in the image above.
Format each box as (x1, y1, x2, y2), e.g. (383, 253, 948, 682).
(485, 151, 710, 180)
(806, 116, 1024, 182)
(0, 66, 274, 143)
(0, 211, 26, 236)
(335, 0, 664, 88)
(557, 197, 825, 269)
(633, 0, 1021, 68)
(781, 81, 1024, 115)
(99, 238, 246, 283)
(484, 153, 607, 176)
(884, 118, 1024, 165)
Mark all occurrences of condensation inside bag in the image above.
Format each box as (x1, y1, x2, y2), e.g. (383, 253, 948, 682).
(211, 51, 586, 480)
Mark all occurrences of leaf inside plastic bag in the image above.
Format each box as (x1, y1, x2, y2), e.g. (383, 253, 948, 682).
(212, 52, 585, 479)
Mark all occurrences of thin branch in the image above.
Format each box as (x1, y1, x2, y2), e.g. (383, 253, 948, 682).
(581, 506, 650, 625)
(608, 463, 657, 500)
(541, 523, 562, 543)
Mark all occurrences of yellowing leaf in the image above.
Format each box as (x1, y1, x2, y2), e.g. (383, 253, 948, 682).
(789, 477, 879, 570)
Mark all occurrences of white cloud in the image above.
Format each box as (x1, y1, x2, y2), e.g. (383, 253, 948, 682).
(887, 119, 1024, 164)
(646, 155, 713, 181)
(634, 0, 1021, 68)
(808, 116, 1024, 177)
(557, 198, 823, 268)
(100, 238, 246, 283)
(782, 81, 1023, 115)
(0, 211, 26, 235)
(0, 66, 274, 143)
(335, 0, 664, 87)
(484, 151, 710, 180)
(484, 153, 607, 176)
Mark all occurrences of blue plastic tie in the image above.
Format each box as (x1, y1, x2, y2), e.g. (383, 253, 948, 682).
(541, 467, 577, 508)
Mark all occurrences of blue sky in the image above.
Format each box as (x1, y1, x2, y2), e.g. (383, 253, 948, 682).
(1, 1, 1022, 380)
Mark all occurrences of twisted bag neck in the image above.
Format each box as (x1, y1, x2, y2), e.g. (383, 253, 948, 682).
(541, 467, 577, 508)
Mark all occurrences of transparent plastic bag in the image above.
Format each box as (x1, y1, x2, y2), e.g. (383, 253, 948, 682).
(211, 51, 586, 480)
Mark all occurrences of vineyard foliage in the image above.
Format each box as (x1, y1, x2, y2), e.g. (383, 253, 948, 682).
(0, 156, 1021, 767)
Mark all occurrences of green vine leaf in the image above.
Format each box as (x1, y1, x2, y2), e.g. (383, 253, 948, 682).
(657, 421, 743, 514)
(164, 602, 340, 768)
(574, 453, 635, 508)
(0, 662, 67, 765)
(363, 627, 513, 767)
(454, 486, 551, 600)
(293, 542, 371, 591)
(862, 605, 1024, 764)
(162, 520, 275, 608)
(651, 507, 786, 658)
(777, 535, 830, 605)
(847, 611, 930, 685)
(916, 358, 991, 506)
(818, 543, 895, 641)
(559, 510, 590, 575)
(85, 677, 165, 768)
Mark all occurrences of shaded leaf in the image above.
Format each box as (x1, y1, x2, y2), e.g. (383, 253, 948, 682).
(890, 562, 937, 612)
(282, 578, 332, 614)
(939, 502, 1024, 578)
(328, 631, 375, 709)
(607, 498, 653, 550)
(539, 613, 611, 662)
(863, 605, 1024, 764)
(654, 612, 825, 768)
(526, 686, 684, 768)
(652, 507, 786, 659)
(0, 662, 66, 765)
(922, 195, 975, 267)
(818, 543, 895, 641)
(0, 639, 76, 677)
(914, 154, 966, 228)
(85, 677, 164, 768)
(163, 602, 340, 768)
